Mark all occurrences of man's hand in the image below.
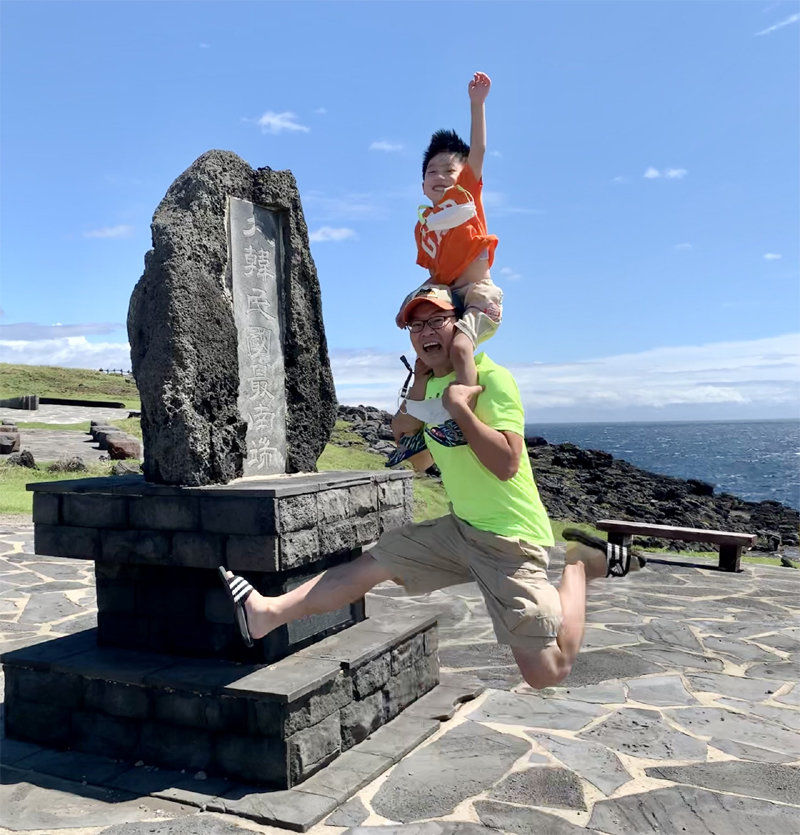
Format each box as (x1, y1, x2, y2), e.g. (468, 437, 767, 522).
(468, 72, 491, 104)
(443, 382, 484, 416)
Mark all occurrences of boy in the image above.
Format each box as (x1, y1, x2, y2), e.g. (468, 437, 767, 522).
(395, 71, 503, 434)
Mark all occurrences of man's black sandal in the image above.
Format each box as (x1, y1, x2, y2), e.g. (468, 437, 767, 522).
(562, 528, 645, 576)
(218, 566, 255, 647)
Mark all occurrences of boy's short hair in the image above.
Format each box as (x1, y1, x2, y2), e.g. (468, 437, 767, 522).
(422, 129, 470, 177)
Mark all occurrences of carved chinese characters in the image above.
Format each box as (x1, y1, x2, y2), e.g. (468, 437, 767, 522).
(229, 196, 288, 476)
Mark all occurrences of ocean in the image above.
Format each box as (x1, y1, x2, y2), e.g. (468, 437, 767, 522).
(524, 419, 800, 510)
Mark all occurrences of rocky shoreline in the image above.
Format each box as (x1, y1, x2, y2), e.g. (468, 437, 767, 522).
(336, 405, 799, 553)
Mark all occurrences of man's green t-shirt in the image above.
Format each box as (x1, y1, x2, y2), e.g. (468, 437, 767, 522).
(423, 353, 554, 546)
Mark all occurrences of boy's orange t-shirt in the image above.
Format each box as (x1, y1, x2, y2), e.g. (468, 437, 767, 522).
(415, 163, 498, 284)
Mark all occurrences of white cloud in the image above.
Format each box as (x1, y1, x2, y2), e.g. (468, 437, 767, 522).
(331, 333, 800, 421)
(489, 150, 503, 159)
(755, 12, 800, 36)
(314, 107, 327, 115)
(674, 243, 693, 250)
(369, 140, 403, 152)
(644, 167, 687, 181)
(84, 224, 134, 239)
(309, 226, 357, 243)
(763, 252, 782, 260)
(611, 176, 629, 184)
(256, 111, 310, 135)
(199, 43, 211, 49)
(0, 336, 132, 371)
(0, 323, 124, 340)
(498, 266, 522, 281)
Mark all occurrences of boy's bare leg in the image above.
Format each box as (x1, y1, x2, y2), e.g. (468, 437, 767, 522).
(511, 562, 589, 690)
(450, 329, 479, 388)
(226, 553, 395, 641)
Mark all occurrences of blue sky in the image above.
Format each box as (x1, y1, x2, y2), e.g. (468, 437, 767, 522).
(1, 0, 798, 422)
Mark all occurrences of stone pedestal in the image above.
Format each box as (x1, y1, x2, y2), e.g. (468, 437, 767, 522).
(2, 605, 439, 789)
(28, 470, 412, 663)
(3, 469, 443, 793)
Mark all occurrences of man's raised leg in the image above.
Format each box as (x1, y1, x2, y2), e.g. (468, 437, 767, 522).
(511, 561, 589, 690)
(224, 553, 395, 642)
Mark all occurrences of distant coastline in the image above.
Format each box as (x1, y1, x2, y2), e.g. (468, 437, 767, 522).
(524, 418, 800, 510)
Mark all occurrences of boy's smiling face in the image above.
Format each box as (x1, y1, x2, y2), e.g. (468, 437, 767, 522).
(422, 152, 465, 204)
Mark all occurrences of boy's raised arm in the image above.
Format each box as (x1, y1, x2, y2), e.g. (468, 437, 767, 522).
(467, 71, 491, 179)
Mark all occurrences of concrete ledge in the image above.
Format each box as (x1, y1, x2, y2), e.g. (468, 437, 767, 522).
(27, 469, 411, 498)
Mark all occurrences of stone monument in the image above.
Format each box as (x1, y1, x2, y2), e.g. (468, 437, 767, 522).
(2, 152, 451, 817)
(128, 149, 337, 485)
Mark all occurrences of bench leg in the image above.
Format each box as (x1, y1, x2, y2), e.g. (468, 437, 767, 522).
(719, 543, 742, 572)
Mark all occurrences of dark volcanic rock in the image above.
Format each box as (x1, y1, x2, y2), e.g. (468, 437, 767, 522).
(334, 406, 799, 548)
(6, 450, 36, 468)
(128, 149, 336, 485)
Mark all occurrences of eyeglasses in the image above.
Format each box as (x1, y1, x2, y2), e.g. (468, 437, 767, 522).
(406, 314, 455, 333)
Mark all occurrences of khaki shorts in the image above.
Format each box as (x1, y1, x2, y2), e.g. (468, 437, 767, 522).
(368, 513, 563, 649)
(453, 277, 503, 347)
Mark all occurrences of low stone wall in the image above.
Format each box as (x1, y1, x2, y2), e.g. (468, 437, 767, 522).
(2, 604, 439, 788)
(0, 395, 38, 410)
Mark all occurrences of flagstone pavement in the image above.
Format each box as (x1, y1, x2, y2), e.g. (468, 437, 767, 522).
(1, 517, 798, 835)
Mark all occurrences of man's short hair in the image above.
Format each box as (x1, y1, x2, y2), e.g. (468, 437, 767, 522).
(422, 129, 470, 177)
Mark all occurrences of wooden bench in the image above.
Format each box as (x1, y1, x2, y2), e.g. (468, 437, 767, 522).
(595, 519, 756, 572)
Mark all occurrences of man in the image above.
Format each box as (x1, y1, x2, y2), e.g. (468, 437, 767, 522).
(220, 286, 637, 689)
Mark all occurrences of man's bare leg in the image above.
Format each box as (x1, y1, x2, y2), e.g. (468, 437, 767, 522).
(511, 561, 590, 690)
(225, 553, 395, 641)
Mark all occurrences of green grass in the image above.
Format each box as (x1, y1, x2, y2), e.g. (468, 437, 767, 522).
(642, 547, 781, 567)
(317, 443, 388, 472)
(0, 363, 140, 409)
(317, 430, 449, 522)
(109, 417, 142, 438)
(0, 461, 121, 515)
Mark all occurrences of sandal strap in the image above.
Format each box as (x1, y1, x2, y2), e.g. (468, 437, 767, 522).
(606, 542, 631, 577)
(229, 574, 254, 604)
(563, 528, 632, 577)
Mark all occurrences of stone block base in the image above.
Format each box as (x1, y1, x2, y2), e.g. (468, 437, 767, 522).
(28, 469, 413, 663)
(2, 601, 438, 790)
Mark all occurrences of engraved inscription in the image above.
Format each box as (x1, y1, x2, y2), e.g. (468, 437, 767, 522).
(229, 196, 288, 475)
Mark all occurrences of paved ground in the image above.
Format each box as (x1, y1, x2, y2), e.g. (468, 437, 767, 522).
(0, 406, 133, 426)
(1, 405, 135, 465)
(1, 513, 799, 835)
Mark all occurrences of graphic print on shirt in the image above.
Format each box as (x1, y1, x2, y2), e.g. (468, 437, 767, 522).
(425, 420, 468, 448)
(418, 185, 478, 263)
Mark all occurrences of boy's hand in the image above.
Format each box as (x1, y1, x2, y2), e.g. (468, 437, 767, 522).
(468, 72, 491, 104)
(443, 382, 484, 415)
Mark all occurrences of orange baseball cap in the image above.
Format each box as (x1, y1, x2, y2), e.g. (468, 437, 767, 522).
(398, 284, 456, 326)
